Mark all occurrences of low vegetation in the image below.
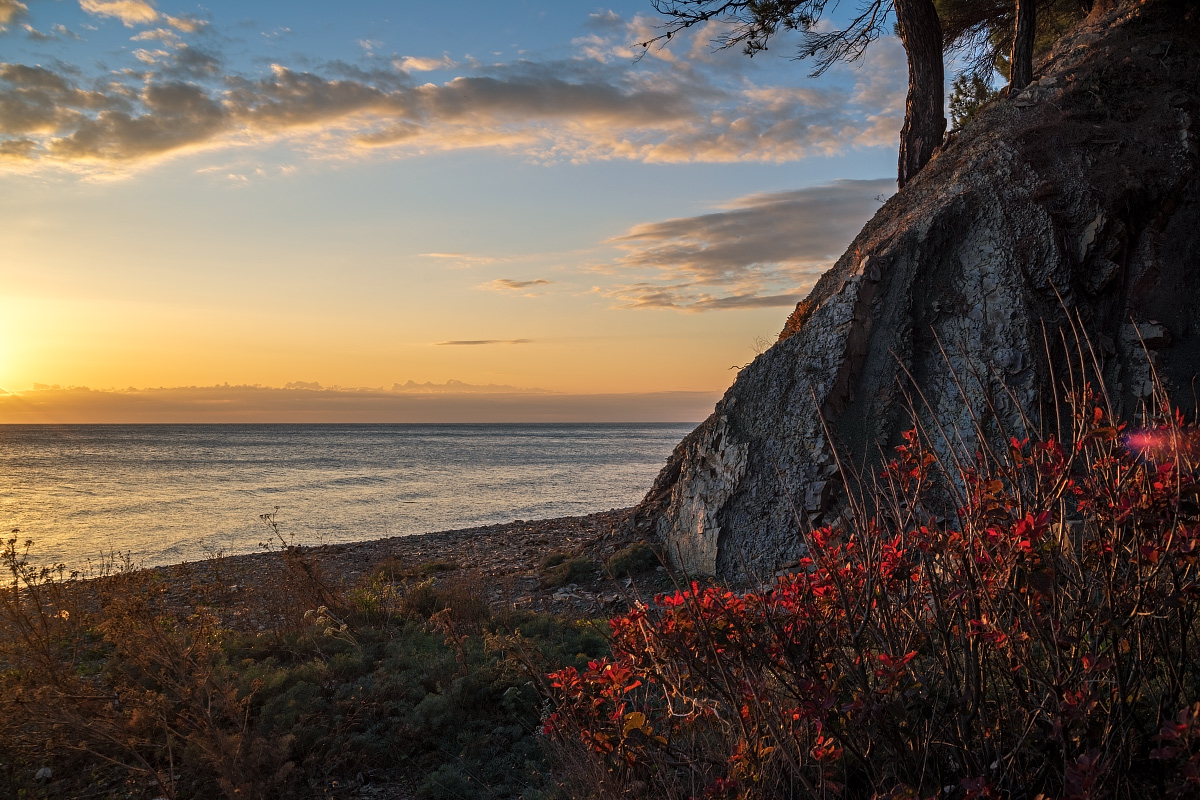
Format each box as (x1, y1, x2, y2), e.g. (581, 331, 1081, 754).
(4, 371, 1199, 799)
(540, 554, 598, 589)
(605, 543, 660, 579)
(0, 543, 608, 799)
(545, 382, 1200, 798)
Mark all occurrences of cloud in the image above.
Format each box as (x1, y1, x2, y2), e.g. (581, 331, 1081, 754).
(415, 66, 691, 126)
(586, 10, 624, 29)
(601, 178, 894, 311)
(162, 45, 222, 79)
(52, 23, 82, 41)
(165, 14, 205, 33)
(0, 8, 906, 172)
(279, 378, 550, 393)
(435, 339, 535, 346)
(223, 64, 399, 132)
(132, 27, 182, 47)
(79, 0, 159, 26)
(0, 137, 35, 157)
(418, 252, 499, 268)
(46, 80, 225, 161)
(22, 23, 52, 41)
(0, 63, 129, 137)
(0, 0, 26, 26)
(390, 379, 548, 394)
(133, 47, 171, 64)
(482, 278, 552, 294)
(0, 383, 716, 422)
(394, 54, 457, 73)
(603, 285, 805, 311)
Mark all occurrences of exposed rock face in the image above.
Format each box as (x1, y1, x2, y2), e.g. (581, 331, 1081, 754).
(634, 0, 1200, 581)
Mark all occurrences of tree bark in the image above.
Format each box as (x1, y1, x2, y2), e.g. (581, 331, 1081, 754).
(1010, 0, 1038, 91)
(893, 0, 946, 189)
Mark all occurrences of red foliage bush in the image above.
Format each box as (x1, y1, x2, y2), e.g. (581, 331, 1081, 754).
(546, 386, 1200, 799)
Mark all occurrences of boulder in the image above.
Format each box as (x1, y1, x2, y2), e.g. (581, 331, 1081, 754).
(634, 0, 1200, 581)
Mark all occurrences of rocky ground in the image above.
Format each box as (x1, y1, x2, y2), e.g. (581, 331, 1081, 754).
(141, 507, 674, 629)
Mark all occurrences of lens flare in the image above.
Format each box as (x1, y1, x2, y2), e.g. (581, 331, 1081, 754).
(1123, 428, 1200, 462)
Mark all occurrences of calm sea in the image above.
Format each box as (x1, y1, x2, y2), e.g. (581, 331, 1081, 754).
(0, 424, 692, 569)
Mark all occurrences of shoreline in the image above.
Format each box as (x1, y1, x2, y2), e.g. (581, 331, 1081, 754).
(2, 505, 662, 799)
(139, 507, 662, 629)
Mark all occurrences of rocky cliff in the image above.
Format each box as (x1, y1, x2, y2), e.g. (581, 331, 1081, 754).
(633, 0, 1200, 581)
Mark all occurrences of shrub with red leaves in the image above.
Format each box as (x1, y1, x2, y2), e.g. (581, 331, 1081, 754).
(545, 386, 1200, 799)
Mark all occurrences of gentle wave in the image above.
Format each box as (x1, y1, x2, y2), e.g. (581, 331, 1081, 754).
(0, 423, 692, 568)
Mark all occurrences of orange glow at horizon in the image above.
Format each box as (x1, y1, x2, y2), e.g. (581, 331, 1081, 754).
(0, 0, 901, 422)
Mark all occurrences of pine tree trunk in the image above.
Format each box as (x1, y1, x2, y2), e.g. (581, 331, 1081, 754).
(1010, 0, 1038, 91)
(893, 0, 946, 188)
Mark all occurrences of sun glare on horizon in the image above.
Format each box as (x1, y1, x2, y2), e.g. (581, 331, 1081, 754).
(0, 0, 901, 421)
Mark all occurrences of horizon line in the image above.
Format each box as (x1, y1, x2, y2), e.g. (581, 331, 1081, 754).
(0, 385, 723, 424)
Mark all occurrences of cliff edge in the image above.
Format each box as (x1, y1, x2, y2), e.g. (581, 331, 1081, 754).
(633, 0, 1200, 580)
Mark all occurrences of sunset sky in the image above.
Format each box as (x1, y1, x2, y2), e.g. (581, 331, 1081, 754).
(0, 0, 905, 421)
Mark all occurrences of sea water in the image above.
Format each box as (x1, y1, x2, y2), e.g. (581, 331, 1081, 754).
(0, 423, 693, 569)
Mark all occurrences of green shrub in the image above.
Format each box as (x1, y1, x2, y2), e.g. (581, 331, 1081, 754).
(370, 555, 409, 581)
(400, 577, 443, 619)
(349, 574, 405, 620)
(434, 577, 490, 626)
(541, 557, 595, 589)
(539, 551, 569, 570)
(605, 542, 658, 577)
(417, 763, 475, 800)
(0, 548, 596, 799)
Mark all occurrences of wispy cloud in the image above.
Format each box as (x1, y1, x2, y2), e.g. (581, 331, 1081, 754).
(0, 7, 906, 174)
(491, 279, 550, 289)
(52, 22, 83, 40)
(79, 0, 159, 26)
(434, 339, 535, 346)
(22, 23, 52, 41)
(389, 379, 548, 394)
(165, 14, 205, 33)
(600, 179, 894, 312)
(585, 10, 623, 29)
(132, 26, 183, 47)
(394, 54, 456, 72)
(482, 278, 552, 295)
(418, 252, 500, 268)
(274, 378, 550, 393)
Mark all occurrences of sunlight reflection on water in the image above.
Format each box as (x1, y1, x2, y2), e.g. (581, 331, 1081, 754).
(0, 423, 693, 568)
